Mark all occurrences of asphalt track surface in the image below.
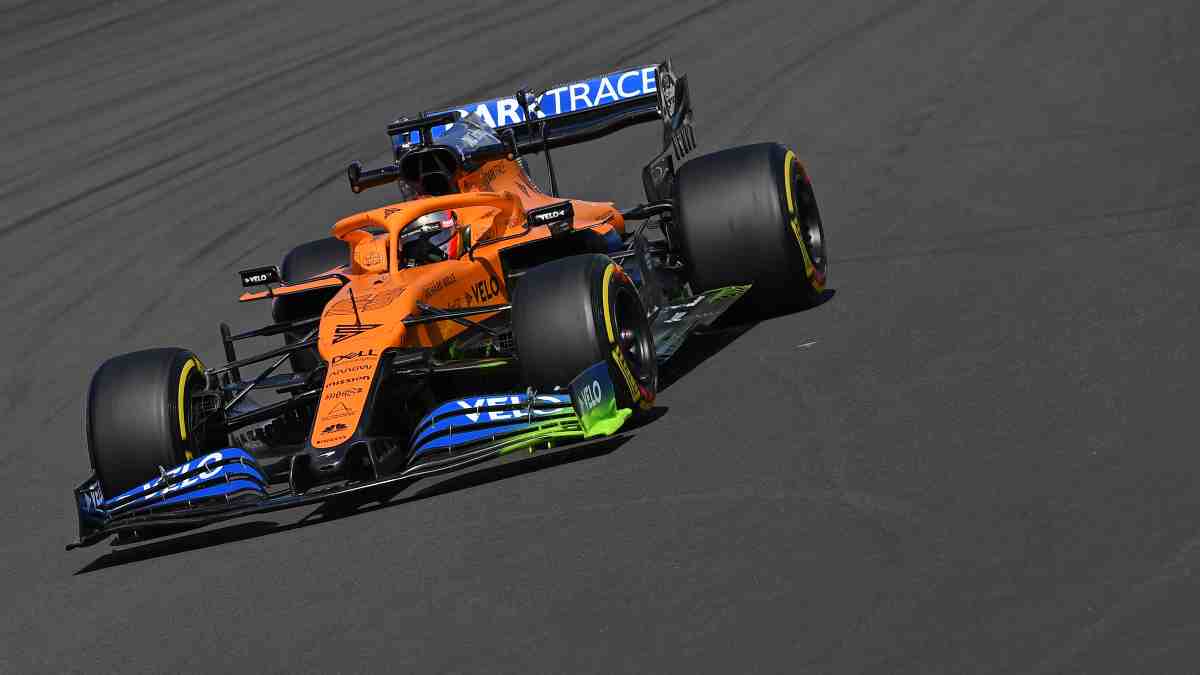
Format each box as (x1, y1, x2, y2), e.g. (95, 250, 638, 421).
(3, 1, 1199, 672)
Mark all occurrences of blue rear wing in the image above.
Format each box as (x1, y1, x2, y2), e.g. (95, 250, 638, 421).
(345, 61, 694, 200)
(388, 61, 695, 166)
(453, 65, 659, 131)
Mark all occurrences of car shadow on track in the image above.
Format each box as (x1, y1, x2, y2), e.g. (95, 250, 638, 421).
(73, 432, 639, 575)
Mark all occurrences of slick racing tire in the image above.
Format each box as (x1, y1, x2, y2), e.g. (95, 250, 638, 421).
(674, 142, 828, 314)
(512, 254, 657, 412)
(86, 348, 214, 497)
(272, 237, 345, 373)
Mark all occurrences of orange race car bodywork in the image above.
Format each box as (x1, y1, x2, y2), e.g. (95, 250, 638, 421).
(207, 60, 713, 489)
(239, 159, 630, 451)
(69, 60, 806, 549)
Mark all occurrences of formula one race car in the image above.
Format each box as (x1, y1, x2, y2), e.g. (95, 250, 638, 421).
(69, 61, 828, 549)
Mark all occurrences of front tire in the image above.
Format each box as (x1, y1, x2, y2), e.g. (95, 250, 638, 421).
(674, 142, 828, 314)
(86, 348, 216, 497)
(512, 254, 656, 412)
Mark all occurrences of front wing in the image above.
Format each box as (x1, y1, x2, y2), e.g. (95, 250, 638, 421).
(68, 361, 626, 549)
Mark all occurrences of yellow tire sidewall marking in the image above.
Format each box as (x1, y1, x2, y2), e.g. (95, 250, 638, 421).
(783, 150, 817, 282)
(600, 263, 640, 404)
(177, 357, 201, 458)
(602, 263, 616, 343)
(611, 346, 641, 405)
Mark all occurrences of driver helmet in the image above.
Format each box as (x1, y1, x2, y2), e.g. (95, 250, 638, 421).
(400, 210, 460, 266)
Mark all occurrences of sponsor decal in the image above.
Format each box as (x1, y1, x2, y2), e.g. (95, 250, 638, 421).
(325, 375, 370, 388)
(383, 207, 404, 218)
(423, 273, 457, 299)
(324, 387, 364, 401)
(329, 364, 373, 376)
(331, 349, 378, 365)
(393, 66, 657, 149)
(239, 265, 280, 287)
(453, 395, 562, 422)
(139, 452, 224, 502)
(466, 276, 501, 305)
(360, 249, 384, 268)
(321, 422, 349, 434)
(323, 402, 354, 419)
(332, 323, 382, 344)
(576, 379, 603, 415)
(569, 361, 623, 436)
(527, 201, 574, 235)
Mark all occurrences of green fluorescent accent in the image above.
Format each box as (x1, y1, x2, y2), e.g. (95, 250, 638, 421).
(494, 425, 585, 456)
(464, 384, 633, 458)
(571, 361, 623, 437)
(706, 284, 752, 301)
(582, 407, 631, 438)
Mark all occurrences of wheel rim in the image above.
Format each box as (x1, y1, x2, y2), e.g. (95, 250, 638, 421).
(612, 286, 655, 389)
(792, 168, 827, 273)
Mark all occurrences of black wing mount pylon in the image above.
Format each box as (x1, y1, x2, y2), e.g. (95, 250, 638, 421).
(642, 60, 695, 202)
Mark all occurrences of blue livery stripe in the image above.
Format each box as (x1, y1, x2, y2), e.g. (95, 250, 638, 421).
(394, 65, 658, 149)
(411, 393, 572, 448)
(413, 420, 568, 457)
(110, 463, 268, 513)
(104, 448, 265, 509)
(150, 479, 268, 510)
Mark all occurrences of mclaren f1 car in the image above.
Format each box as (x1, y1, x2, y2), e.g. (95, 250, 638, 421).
(69, 61, 828, 549)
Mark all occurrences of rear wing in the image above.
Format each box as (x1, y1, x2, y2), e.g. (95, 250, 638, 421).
(379, 61, 695, 200)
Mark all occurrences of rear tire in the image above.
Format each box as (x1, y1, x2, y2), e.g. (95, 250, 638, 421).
(512, 254, 656, 412)
(674, 142, 828, 314)
(86, 348, 213, 497)
(272, 237, 345, 372)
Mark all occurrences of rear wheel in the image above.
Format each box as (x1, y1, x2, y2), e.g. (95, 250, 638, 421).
(272, 237, 345, 372)
(674, 142, 827, 314)
(86, 348, 220, 497)
(512, 254, 656, 412)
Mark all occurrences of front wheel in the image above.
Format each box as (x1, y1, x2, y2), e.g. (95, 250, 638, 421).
(86, 348, 223, 497)
(674, 142, 828, 314)
(511, 254, 657, 412)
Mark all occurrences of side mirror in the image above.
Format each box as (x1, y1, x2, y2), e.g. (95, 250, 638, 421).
(347, 160, 402, 194)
